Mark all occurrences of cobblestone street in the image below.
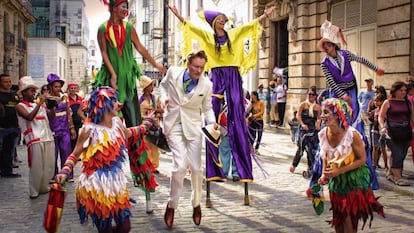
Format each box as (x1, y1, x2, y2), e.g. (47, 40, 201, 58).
(1, 128, 413, 233)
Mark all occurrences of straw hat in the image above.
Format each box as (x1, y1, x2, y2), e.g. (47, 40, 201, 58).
(317, 20, 347, 51)
(139, 75, 156, 91)
(18, 76, 39, 95)
(201, 124, 221, 147)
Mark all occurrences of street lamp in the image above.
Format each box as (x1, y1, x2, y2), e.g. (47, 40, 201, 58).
(6, 59, 13, 72)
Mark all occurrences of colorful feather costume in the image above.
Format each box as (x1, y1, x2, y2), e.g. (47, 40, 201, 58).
(317, 98, 384, 230)
(75, 87, 155, 230)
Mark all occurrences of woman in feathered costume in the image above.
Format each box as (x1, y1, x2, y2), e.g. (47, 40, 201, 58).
(167, 4, 275, 189)
(55, 87, 155, 233)
(317, 98, 384, 232)
(94, 0, 165, 213)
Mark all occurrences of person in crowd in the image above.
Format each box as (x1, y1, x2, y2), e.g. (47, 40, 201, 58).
(55, 86, 155, 233)
(269, 80, 279, 126)
(139, 75, 163, 174)
(379, 81, 413, 186)
(0, 73, 21, 178)
(318, 98, 384, 232)
(15, 76, 55, 199)
(159, 51, 215, 229)
(93, 0, 166, 128)
(167, 4, 275, 184)
(47, 73, 76, 182)
(289, 86, 321, 174)
(288, 110, 299, 144)
(275, 76, 287, 127)
(257, 83, 266, 102)
(317, 20, 384, 189)
(407, 80, 414, 165)
(246, 91, 265, 155)
(358, 78, 375, 143)
(371, 93, 388, 171)
(67, 82, 83, 150)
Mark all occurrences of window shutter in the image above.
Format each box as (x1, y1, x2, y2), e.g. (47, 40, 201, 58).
(346, 0, 360, 28)
(361, 0, 376, 25)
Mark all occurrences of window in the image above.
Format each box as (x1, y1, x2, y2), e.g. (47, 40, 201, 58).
(331, 0, 376, 29)
(56, 26, 66, 42)
(143, 0, 148, 8)
(143, 22, 149, 34)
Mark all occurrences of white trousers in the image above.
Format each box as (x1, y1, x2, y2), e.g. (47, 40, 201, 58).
(167, 123, 203, 209)
(28, 141, 56, 197)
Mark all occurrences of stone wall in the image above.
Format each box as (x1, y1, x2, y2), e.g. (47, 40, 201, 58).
(377, 0, 412, 87)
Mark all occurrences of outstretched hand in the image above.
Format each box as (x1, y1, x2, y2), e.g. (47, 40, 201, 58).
(167, 4, 184, 22)
(376, 69, 384, 76)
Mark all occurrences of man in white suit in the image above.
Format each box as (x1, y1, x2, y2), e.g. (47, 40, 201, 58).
(159, 50, 215, 229)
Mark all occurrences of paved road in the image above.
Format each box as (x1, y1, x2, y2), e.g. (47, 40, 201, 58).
(0, 128, 413, 233)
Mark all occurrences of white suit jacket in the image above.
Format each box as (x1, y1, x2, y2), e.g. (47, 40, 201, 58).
(159, 67, 215, 140)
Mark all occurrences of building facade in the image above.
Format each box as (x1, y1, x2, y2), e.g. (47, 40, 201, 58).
(28, 0, 89, 87)
(0, 0, 35, 83)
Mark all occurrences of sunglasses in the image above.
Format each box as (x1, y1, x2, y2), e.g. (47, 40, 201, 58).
(308, 93, 316, 96)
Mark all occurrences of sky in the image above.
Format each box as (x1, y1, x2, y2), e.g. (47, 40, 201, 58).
(84, 1, 109, 63)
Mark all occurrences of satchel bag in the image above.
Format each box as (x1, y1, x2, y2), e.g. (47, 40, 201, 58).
(387, 121, 412, 142)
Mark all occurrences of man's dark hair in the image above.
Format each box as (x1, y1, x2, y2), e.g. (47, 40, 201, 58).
(0, 73, 10, 81)
(187, 50, 208, 64)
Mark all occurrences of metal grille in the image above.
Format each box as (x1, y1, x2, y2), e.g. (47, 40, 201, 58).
(361, 0, 376, 25)
(345, 0, 360, 28)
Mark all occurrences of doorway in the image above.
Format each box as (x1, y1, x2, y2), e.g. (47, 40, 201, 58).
(273, 18, 289, 85)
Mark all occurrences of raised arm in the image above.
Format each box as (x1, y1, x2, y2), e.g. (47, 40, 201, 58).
(131, 27, 166, 74)
(167, 4, 185, 23)
(257, 6, 276, 23)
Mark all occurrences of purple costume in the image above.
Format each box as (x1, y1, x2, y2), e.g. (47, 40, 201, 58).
(49, 96, 72, 178)
(320, 49, 379, 189)
(206, 35, 253, 182)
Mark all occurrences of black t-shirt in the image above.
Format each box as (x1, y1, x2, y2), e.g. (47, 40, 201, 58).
(0, 91, 19, 128)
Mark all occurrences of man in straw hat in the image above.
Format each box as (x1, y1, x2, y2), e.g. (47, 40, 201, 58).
(159, 50, 216, 229)
(15, 76, 55, 198)
(312, 20, 385, 190)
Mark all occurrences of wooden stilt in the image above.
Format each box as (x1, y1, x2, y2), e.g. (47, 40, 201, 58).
(145, 190, 153, 214)
(206, 181, 212, 208)
(244, 182, 250, 205)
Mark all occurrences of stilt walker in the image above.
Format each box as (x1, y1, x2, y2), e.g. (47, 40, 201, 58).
(168, 4, 275, 206)
(93, 0, 166, 213)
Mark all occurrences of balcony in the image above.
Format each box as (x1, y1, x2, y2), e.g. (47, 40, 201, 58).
(4, 32, 15, 50)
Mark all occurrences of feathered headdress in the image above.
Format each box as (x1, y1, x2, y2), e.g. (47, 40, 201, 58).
(322, 98, 353, 129)
(317, 20, 347, 51)
(87, 86, 118, 124)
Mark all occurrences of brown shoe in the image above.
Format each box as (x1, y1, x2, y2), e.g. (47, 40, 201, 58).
(164, 204, 174, 229)
(192, 205, 202, 225)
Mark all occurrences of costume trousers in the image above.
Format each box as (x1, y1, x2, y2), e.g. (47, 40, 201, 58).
(53, 132, 72, 178)
(210, 67, 253, 181)
(28, 141, 55, 197)
(121, 91, 141, 128)
(167, 123, 203, 209)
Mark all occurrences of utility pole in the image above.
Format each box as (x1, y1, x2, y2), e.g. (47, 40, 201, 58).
(163, 0, 169, 68)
